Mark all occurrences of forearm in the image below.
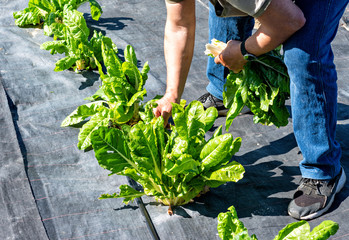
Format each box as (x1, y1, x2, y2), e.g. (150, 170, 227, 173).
(216, 0, 305, 72)
(164, 1, 195, 103)
(245, 0, 305, 56)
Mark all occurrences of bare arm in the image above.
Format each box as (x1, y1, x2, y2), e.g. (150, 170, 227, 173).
(215, 0, 306, 72)
(154, 0, 196, 125)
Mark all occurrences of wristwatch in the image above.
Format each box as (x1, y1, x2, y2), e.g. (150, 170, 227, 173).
(240, 39, 256, 61)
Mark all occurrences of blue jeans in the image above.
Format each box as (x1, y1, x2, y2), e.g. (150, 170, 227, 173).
(206, 3, 254, 100)
(283, 0, 348, 180)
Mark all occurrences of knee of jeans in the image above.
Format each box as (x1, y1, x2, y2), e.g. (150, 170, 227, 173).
(284, 48, 310, 78)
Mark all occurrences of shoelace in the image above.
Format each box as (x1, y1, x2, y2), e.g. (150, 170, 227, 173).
(301, 178, 326, 195)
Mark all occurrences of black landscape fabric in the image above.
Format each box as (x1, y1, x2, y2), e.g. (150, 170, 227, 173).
(0, 0, 349, 239)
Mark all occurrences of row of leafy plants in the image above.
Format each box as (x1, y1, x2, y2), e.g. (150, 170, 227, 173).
(14, 0, 245, 215)
(14, 1, 339, 239)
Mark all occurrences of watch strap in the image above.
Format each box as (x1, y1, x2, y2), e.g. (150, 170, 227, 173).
(240, 39, 249, 56)
(240, 39, 256, 60)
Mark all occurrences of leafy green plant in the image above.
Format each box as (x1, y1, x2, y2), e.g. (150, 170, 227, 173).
(61, 44, 149, 150)
(223, 49, 290, 130)
(92, 101, 244, 214)
(217, 205, 339, 240)
(13, 0, 102, 27)
(40, 6, 116, 72)
(205, 40, 290, 130)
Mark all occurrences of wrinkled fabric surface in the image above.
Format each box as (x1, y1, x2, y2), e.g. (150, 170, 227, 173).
(0, 0, 348, 239)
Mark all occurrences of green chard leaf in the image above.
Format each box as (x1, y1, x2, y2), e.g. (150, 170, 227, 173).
(91, 127, 136, 174)
(61, 101, 106, 127)
(77, 112, 109, 150)
(40, 40, 68, 55)
(122, 61, 143, 92)
(204, 161, 244, 187)
(63, 6, 89, 43)
(124, 45, 138, 67)
(273, 221, 310, 240)
(217, 205, 255, 240)
(309, 220, 339, 240)
(99, 185, 145, 204)
(128, 120, 162, 180)
(102, 42, 123, 78)
(200, 134, 234, 171)
(13, 7, 42, 26)
(87, 0, 103, 21)
(54, 56, 78, 71)
(164, 154, 200, 176)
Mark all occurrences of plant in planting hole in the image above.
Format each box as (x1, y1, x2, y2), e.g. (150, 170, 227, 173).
(91, 100, 244, 215)
(61, 43, 149, 150)
(13, 0, 102, 28)
(40, 6, 115, 72)
(205, 39, 290, 130)
(217, 205, 339, 240)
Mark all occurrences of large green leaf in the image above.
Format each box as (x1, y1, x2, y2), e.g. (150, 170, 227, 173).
(122, 61, 144, 92)
(77, 113, 109, 150)
(63, 6, 89, 43)
(204, 161, 244, 185)
(61, 101, 106, 127)
(54, 56, 77, 71)
(87, 0, 102, 20)
(200, 106, 218, 132)
(111, 102, 135, 124)
(41, 40, 68, 54)
(186, 101, 206, 139)
(273, 221, 310, 240)
(13, 7, 42, 26)
(164, 154, 200, 176)
(309, 220, 339, 240)
(124, 45, 138, 67)
(102, 42, 123, 78)
(29, 0, 56, 14)
(200, 134, 234, 171)
(225, 91, 244, 131)
(129, 121, 162, 179)
(91, 127, 136, 173)
(141, 61, 150, 85)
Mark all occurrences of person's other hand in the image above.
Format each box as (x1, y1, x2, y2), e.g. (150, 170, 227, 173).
(214, 40, 247, 73)
(153, 94, 176, 127)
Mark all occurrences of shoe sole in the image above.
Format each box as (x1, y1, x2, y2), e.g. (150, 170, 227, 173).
(295, 169, 347, 220)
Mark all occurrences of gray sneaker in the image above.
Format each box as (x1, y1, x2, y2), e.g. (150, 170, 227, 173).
(197, 92, 228, 116)
(288, 168, 346, 220)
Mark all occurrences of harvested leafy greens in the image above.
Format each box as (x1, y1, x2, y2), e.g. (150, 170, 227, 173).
(224, 49, 290, 130)
(217, 205, 339, 240)
(61, 44, 149, 150)
(205, 39, 290, 130)
(92, 101, 244, 214)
